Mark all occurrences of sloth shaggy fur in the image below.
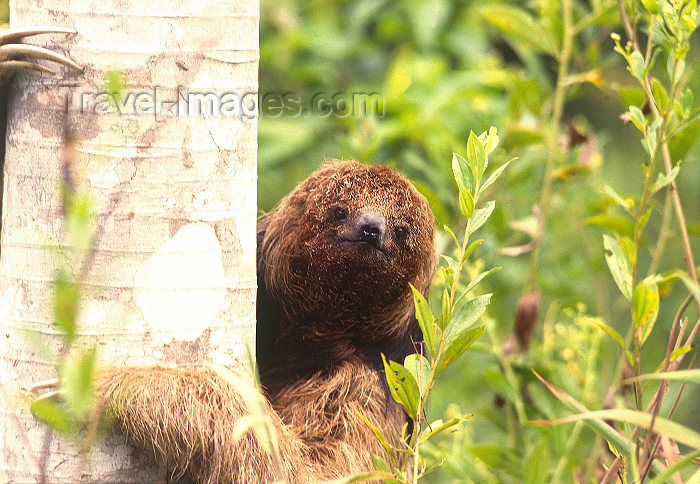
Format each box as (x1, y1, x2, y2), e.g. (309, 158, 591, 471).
(98, 160, 436, 483)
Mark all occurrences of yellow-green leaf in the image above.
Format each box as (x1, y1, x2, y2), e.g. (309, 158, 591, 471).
(410, 283, 436, 353)
(626, 369, 700, 385)
(603, 234, 633, 300)
(382, 355, 420, 421)
(633, 277, 659, 345)
(531, 409, 700, 450)
(404, 353, 431, 396)
(479, 5, 556, 55)
(467, 131, 486, 183)
(459, 187, 475, 218)
(437, 325, 484, 378)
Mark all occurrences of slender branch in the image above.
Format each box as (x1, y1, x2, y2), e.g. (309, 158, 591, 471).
(600, 456, 622, 484)
(527, 0, 574, 287)
(648, 191, 672, 275)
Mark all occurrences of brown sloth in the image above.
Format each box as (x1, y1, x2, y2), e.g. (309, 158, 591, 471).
(98, 160, 436, 483)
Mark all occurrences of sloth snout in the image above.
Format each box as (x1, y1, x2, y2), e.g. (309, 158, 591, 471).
(353, 211, 386, 248)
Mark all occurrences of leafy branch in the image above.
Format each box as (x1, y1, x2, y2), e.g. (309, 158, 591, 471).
(359, 127, 512, 483)
(535, 1, 700, 482)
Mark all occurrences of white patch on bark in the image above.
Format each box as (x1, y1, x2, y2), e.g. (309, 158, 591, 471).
(134, 223, 226, 342)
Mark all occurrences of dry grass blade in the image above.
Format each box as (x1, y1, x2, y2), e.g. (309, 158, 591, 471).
(530, 371, 635, 456)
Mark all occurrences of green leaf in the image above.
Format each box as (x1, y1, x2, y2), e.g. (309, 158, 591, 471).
(421, 457, 447, 477)
(633, 277, 659, 345)
(436, 325, 484, 378)
(355, 409, 395, 460)
(587, 318, 632, 366)
(443, 225, 460, 249)
(104, 69, 126, 97)
(403, 353, 431, 396)
(483, 126, 500, 156)
(459, 188, 475, 218)
(628, 105, 647, 132)
(582, 317, 634, 366)
(647, 450, 700, 484)
(584, 214, 635, 238)
(651, 78, 668, 111)
(438, 287, 451, 330)
(651, 161, 680, 194)
(452, 153, 474, 193)
(371, 454, 391, 472)
(469, 201, 495, 234)
(601, 184, 635, 213)
(441, 264, 455, 288)
(53, 269, 79, 343)
(617, 235, 636, 268)
(627, 369, 700, 385)
(479, 158, 514, 196)
(479, 5, 556, 55)
(335, 471, 396, 483)
(531, 372, 639, 464)
(447, 294, 491, 341)
(467, 131, 486, 183)
(680, 88, 694, 117)
(675, 270, 700, 301)
(636, 208, 652, 234)
(59, 347, 97, 421)
(464, 267, 501, 295)
(669, 345, 693, 361)
(410, 283, 436, 354)
(628, 51, 646, 83)
(531, 409, 700, 450)
(689, 467, 700, 484)
(587, 318, 626, 352)
(524, 440, 551, 484)
(420, 416, 465, 442)
(30, 398, 71, 434)
(640, 0, 659, 13)
(382, 355, 420, 420)
(462, 239, 483, 262)
(603, 234, 633, 300)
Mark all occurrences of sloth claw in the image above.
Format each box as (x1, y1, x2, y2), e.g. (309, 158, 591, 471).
(30, 378, 60, 397)
(0, 44, 81, 71)
(0, 26, 76, 45)
(0, 60, 54, 75)
(0, 26, 81, 83)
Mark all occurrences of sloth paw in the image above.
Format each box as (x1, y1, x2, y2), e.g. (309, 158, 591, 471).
(0, 26, 81, 85)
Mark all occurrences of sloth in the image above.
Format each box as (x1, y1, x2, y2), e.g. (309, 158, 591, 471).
(2, 25, 436, 484)
(59, 161, 436, 482)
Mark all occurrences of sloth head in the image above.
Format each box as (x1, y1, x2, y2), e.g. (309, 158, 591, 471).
(258, 160, 435, 343)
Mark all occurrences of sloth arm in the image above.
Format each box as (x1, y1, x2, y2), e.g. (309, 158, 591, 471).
(98, 365, 313, 484)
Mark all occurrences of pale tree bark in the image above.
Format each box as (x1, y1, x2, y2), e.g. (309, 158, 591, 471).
(0, 0, 259, 482)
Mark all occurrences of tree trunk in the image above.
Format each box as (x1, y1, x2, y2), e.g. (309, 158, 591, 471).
(0, 0, 259, 482)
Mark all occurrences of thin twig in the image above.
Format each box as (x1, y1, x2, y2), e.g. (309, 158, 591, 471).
(600, 456, 622, 484)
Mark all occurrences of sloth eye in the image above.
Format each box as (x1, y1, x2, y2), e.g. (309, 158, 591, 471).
(330, 206, 348, 222)
(394, 225, 408, 242)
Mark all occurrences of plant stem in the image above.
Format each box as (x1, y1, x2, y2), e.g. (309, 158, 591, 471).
(527, 0, 573, 287)
(449, 218, 472, 307)
(648, 191, 672, 275)
(637, 28, 700, 321)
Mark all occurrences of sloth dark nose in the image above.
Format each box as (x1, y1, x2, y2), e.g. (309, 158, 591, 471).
(354, 211, 386, 248)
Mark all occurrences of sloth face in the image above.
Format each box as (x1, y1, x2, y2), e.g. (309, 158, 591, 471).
(259, 161, 435, 341)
